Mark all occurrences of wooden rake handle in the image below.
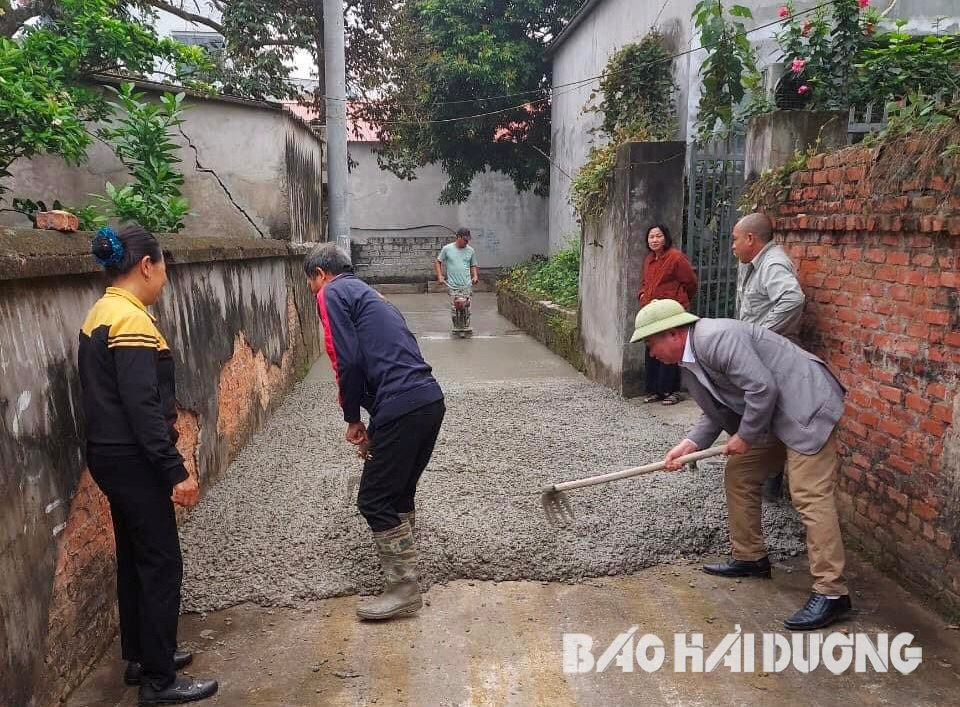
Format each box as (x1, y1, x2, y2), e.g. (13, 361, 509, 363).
(549, 446, 727, 494)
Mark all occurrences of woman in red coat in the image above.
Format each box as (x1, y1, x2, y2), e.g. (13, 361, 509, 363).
(637, 223, 698, 405)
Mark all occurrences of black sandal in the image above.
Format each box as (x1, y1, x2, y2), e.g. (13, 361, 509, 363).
(661, 393, 681, 406)
(642, 393, 664, 403)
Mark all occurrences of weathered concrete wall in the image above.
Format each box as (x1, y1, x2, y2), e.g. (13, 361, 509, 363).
(745, 110, 848, 182)
(0, 228, 321, 706)
(547, 0, 960, 253)
(2, 82, 325, 243)
(348, 142, 548, 268)
(772, 138, 960, 611)
(496, 284, 584, 372)
(285, 113, 325, 244)
(579, 141, 686, 398)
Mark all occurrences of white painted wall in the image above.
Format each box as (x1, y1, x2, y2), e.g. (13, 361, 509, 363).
(348, 142, 549, 268)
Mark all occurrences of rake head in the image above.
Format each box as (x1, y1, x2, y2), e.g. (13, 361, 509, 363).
(540, 485, 575, 526)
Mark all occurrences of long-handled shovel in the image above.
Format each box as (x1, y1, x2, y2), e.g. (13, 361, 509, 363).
(540, 446, 727, 526)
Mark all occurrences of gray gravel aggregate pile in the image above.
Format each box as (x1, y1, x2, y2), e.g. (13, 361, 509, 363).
(180, 377, 806, 612)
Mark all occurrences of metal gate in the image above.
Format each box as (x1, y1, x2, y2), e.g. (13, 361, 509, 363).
(684, 136, 746, 318)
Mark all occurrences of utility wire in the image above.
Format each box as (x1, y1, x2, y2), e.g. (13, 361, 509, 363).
(296, 0, 842, 116)
(355, 0, 844, 125)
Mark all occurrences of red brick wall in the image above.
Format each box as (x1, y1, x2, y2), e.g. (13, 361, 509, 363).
(773, 141, 960, 610)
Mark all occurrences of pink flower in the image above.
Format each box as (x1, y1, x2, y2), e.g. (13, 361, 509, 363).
(858, 0, 869, 8)
(798, 85, 810, 95)
(791, 57, 806, 73)
(778, 6, 790, 19)
(802, 20, 813, 35)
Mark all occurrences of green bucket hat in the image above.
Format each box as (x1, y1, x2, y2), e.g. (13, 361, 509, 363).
(630, 299, 699, 343)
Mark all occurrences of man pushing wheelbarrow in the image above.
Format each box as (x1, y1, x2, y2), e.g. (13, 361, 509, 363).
(435, 228, 479, 338)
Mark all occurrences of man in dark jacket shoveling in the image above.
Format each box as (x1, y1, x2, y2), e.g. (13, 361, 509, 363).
(634, 298, 852, 631)
(306, 243, 445, 620)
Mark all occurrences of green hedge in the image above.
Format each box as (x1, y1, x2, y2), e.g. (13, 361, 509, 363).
(501, 243, 580, 308)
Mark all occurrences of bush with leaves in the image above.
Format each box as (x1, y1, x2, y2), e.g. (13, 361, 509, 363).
(571, 33, 678, 221)
(586, 34, 678, 139)
(775, 0, 882, 109)
(0, 37, 89, 202)
(96, 83, 189, 233)
(854, 21, 960, 105)
(503, 242, 581, 309)
(693, 1, 767, 143)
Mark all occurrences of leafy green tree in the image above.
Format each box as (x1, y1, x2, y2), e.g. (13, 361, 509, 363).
(0, 37, 89, 199)
(3, 1, 398, 100)
(0, 0, 207, 202)
(355, 0, 583, 203)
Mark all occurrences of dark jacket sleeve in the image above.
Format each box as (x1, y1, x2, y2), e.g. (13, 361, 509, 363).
(319, 285, 365, 424)
(113, 345, 189, 487)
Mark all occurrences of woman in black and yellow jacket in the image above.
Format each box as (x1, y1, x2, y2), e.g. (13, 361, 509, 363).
(79, 225, 217, 705)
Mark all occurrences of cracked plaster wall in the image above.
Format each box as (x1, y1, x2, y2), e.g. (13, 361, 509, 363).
(0, 231, 321, 705)
(0, 86, 325, 243)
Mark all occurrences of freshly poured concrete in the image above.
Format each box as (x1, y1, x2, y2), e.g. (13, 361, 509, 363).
(166, 293, 805, 611)
(67, 293, 960, 705)
(69, 559, 960, 706)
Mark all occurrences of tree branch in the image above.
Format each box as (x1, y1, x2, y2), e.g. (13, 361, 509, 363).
(142, 0, 225, 33)
(0, 0, 45, 38)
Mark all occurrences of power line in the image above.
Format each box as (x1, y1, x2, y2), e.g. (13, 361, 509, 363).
(303, 0, 841, 117)
(360, 0, 842, 126)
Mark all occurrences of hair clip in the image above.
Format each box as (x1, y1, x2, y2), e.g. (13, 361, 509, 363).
(93, 226, 125, 267)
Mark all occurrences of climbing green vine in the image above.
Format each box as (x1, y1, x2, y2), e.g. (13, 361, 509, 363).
(571, 32, 678, 221)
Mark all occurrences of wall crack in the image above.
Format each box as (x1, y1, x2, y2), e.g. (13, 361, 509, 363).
(179, 126, 266, 238)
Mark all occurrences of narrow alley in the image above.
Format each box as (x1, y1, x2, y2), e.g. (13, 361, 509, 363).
(67, 294, 960, 706)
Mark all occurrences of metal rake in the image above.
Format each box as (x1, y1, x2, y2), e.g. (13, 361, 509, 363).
(540, 446, 726, 526)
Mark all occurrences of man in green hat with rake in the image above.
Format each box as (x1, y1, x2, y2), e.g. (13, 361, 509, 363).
(633, 298, 852, 631)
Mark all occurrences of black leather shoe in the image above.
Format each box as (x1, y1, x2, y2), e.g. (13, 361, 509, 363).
(762, 473, 784, 503)
(784, 593, 852, 631)
(125, 651, 194, 686)
(138, 675, 218, 705)
(702, 556, 772, 578)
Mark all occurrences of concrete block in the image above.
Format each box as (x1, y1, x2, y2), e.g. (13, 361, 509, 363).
(580, 141, 685, 398)
(745, 110, 848, 183)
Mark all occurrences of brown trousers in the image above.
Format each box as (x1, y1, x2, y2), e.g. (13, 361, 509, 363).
(724, 430, 848, 596)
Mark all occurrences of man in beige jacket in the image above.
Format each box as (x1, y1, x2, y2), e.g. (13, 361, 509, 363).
(733, 212, 807, 503)
(632, 298, 851, 631)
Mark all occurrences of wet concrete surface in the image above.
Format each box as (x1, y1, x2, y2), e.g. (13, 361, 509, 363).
(67, 293, 960, 705)
(70, 557, 960, 706)
(170, 293, 806, 610)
